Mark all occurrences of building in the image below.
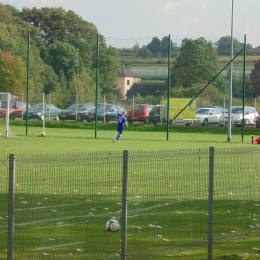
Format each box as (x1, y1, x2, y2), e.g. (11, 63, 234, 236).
(117, 65, 141, 100)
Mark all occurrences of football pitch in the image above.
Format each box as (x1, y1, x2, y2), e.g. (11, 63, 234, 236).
(1, 125, 260, 259)
(0, 124, 254, 155)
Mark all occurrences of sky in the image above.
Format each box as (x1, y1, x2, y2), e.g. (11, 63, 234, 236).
(1, 0, 260, 48)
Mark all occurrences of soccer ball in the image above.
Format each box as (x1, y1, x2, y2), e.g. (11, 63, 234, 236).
(106, 219, 120, 232)
(41, 132, 46, 136)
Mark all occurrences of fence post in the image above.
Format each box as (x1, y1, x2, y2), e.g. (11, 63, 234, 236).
(121, 150, 128, 260)
(8, 154, 16, 260)
(208, 147, 214, 260)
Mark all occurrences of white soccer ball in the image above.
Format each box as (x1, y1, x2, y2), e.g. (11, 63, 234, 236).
(41, 132, 46, 136)
(106, 219, 120, 232)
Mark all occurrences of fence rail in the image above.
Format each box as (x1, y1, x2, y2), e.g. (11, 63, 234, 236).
(1, 147, 260, 259)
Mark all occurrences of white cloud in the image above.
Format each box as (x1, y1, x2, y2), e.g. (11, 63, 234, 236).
(195, 2, 211, 14)
(163, 1, 181, 14)
(183, 17, 206, 36)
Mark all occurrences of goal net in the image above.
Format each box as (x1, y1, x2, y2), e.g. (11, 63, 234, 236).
(0, 93, 16, 137)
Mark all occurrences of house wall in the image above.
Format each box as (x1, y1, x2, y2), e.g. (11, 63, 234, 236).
(117, 76, 141, 100)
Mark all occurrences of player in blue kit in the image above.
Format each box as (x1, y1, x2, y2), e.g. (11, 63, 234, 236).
(113, 105, 128, 142)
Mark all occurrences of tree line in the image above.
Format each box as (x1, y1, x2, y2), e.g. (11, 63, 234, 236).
(0, 2, 260, 108)
(119, 36, 260, 59)
(0, 3, 121, 108)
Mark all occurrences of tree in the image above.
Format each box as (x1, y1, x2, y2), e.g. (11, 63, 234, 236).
(0, 52, 28, 94)
(161, 36, 173, 55)
(19, 6, 121, 96)
(47, 41, 80, 82)
(137, 46, 152, 58)
(171, 37, 219, 88)
(249, 58, 260, 98)
(99, 45, 121, 94)
(65, 71, 95, 107)
(0, 22, 27, 59)
(147, 37, 161, 55)
(215, 36, 243, 56)
(41, 64, 60, 94)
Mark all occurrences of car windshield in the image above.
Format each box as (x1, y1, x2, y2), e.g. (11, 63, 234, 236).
(97, 104, 113, 111)
(67, 104, 85, 110)
(231, 107, 243, 113)
(30, 104, 47, 110)
(66, 104, 77, 110)
(196, 108, 210, 115)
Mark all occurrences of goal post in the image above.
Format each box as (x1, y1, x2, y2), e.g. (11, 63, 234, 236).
(0, 93, 16, 137)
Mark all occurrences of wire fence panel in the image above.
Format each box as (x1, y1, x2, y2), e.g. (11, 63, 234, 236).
(1, 147, 260, 259)
(125, 149, 210, 259)
(0, 155, 9, 260)
(212, 147, 260, 258)
(12, 152, 123, 260)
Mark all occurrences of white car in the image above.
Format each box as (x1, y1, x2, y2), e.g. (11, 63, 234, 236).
(219, 106, 258, 126)
(184, 107, 223, 126)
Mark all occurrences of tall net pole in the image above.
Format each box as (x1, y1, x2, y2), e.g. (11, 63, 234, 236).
(166, 34, 171, 141)
(26, 34, 30, 135)
(227, 0, 234, 141)
(95, 34, 99, 138)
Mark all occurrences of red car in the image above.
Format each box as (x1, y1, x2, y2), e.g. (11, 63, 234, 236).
(0, 101, 30, 120)
(127, 104, 154, 124)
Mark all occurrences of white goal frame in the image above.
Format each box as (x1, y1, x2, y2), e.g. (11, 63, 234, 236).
(0, 92, 12, 137)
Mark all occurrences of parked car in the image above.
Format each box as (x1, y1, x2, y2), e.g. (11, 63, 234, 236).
(88, 103, 127, 123)
(149, 105, 161, 124)
(24, 103, 61, 120)
(127, 104, 154, 124)
(202, 105, 228, 114)
(0, 101, 31, 120)
(219, 106, 258, 126)
(58, 104, 95, 121)
(184, 107, 223, 126)
(256, 115, 260, 128)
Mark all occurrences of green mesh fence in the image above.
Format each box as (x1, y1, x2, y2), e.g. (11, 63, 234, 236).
(1, 147, 260, 259)
(212, 147, 260, 258)
(126, 148, 210, 259)
(0, 155, 9, 260)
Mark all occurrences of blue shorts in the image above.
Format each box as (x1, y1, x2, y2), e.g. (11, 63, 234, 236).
(117, 127, 124, 134)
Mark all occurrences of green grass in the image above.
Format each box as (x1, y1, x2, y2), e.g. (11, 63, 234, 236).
(0, 121, 259, 155)
(1, 122, 260, 259)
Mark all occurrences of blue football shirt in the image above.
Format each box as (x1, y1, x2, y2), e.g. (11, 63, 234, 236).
(118, 113, 126, 129)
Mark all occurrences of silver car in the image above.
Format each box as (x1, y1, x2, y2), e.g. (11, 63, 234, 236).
(194, 107, 223, 126)
(219, 106, 258, 126)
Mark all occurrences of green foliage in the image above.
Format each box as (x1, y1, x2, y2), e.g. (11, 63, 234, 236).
(126, 83, 167, 99)
(41, 64, 60, 94)
(172, 37, 219, 89)
(99, 45, 121, 94)
(63, 71, 96, 107)
(137, 46, 152, 58)
(147, 37, 161, 54)
(0, 51, 27, 94)
(215, 36, 243, 56)
(146, 36, 177, 57)
(47, 40, 80, 81)
(249, 58, 260, 97)
(170, 83, 227, 107)
(0, 4, 121, 105)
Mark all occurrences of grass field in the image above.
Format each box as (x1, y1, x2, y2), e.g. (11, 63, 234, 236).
(0, 122, 258, 155)
(1, 123, 260, 260)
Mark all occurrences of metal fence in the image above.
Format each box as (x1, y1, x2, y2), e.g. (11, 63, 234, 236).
(1, 147, 260, 260)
